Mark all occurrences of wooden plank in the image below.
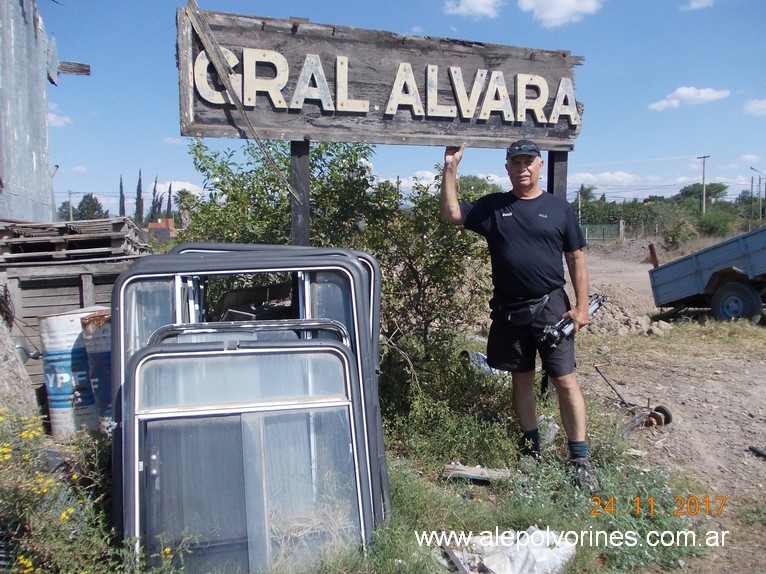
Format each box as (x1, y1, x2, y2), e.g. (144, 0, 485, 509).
(58, 61, 91, 76)
(177, 8, 583, 150)
(3, 256, 140, 275)
(1, 246, 130, 263)
(20, 286, 83, 300)
(442, 464, 513, 482)
(81, 274, 95, 307)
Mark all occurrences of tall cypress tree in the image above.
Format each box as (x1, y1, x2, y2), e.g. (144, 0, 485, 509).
(134, 170, 143, 225)
(119, 176, 126, 217)
(148, 176, 164, 223)
(165, 183, 173, 219)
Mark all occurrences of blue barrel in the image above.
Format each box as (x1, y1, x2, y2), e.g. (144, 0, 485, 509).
(38, 307, 106, 440)
(80, 309, 113, 433)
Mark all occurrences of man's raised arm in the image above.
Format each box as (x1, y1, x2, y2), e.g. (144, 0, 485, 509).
(440, 143, 466, 225)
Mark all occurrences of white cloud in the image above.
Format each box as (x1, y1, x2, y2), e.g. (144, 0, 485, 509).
(744, 99, 766, 117)
(444, 0, 505, 19)
(48, 102, 72, 127)
(475, 172, 507, 187)
(159, 180, 205, 194)
(411, 25, 423, 34)
(648, 86, 730, 111)
(680, 0, 714, 11)
(71, 165, 87, 174)
(162, 137, 187, 145)
(517, 0, 603, 28)
(739, 154, 759, 164)
(572, 170, 641, 186)
(383, 170, 438, 192)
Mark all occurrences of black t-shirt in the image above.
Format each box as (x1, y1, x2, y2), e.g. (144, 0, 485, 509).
(461, 190, 586, 301)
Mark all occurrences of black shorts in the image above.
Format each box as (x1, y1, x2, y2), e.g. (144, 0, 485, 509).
(485, 287, 576, 377)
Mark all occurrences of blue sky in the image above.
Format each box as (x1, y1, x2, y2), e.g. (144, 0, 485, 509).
(38, 0, 766, 216)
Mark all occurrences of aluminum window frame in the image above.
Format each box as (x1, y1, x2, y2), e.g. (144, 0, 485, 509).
(122, 340, 372, 567)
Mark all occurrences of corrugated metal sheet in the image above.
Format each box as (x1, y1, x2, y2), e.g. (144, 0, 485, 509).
(0, 0, 57, 223)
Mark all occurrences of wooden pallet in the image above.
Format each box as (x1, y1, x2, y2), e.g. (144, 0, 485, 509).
(0, 217, 149, 264)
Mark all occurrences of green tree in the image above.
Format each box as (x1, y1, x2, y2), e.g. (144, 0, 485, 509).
(174, 188, 195, 229)
(57, 195, 109, 221)
(456, 174, 503, 197)
(145, 176, 164, 225)
(180, 140, 492, 425)
(76, 193, 109, 220)
(181, 139, 401, 247)
(119, 176, 126, 217)
(134, 170, 144, 225)
(674, 182, 728, 204)
(164, 183, 173, 219)
(57, 200, 73, 221)
(576, 184, 597, 203)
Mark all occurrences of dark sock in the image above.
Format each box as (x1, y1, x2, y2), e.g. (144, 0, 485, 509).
(520, 429, 540, 456)
(568, 440, 589, 460)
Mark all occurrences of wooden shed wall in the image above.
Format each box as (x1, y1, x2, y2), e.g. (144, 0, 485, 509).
(5, 259, 135, 391)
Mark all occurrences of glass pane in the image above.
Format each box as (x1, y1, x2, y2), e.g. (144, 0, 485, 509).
(311, 271, 355, 343)
(143, 408, 361, 572)
(124, 279, 175, 362)
(138, 351, 347, 411)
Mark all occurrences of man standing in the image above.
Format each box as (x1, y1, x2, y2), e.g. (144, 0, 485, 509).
(439, 139, 599, 492)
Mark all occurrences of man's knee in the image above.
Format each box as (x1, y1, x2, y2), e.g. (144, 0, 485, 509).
(549, 372, 579, 392)
(511, 371, 536, 389)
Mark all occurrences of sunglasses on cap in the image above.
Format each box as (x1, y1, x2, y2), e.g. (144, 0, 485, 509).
(506, 143, 540, 156)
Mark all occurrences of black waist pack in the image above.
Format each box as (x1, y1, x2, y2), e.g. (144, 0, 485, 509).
(494, 294, 550, 326)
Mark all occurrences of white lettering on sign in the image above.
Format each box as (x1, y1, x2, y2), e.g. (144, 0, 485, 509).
(242, 48, 289, 109)
(548, 77, 579, 125)
(477, 70, 513, 121)
(194, 48, 242, 105)
(385, 62, 425, 117)
(515, 73, 548, 123)
(336, 56, 369, 113)
(290, 54, 335, 111)
(449, 66, 487, 119)
(426, 65, 456, 118)
(192, 50, 581, 126)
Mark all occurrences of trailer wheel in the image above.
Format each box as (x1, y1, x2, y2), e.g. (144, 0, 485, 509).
(653, 405, 673, 425)
(710, 282, 763, 323)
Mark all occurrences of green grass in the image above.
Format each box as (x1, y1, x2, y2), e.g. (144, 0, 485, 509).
(7, 319, 761, 571)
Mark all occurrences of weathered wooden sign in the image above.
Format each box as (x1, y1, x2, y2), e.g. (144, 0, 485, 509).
(176, 8, 584, 150)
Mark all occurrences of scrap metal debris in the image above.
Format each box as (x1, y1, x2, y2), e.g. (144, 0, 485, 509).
(436, 526, 576, 574)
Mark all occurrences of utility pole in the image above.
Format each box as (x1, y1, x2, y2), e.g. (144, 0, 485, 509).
(68, 190, 74, 221)
(751, 167, 765, 224)
(697, 155, 709, 214)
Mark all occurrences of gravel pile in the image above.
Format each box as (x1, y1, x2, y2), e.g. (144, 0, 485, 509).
(565, 280, 670, 338)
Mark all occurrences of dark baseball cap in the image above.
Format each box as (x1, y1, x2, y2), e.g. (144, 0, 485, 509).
(506, 139, 541, 159)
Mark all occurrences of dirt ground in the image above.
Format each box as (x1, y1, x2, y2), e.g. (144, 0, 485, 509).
(580, 240, 765, 573)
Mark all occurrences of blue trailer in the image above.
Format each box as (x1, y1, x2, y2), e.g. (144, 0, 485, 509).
(649, 226, 766, 322)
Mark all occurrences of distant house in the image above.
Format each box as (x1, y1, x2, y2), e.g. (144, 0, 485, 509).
(0, 0, 88, 223)
(146, 218, 178, 244)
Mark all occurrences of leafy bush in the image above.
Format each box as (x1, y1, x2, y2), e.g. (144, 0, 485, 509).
(697, 210, 737, 236)
(663, 218, 699, 249)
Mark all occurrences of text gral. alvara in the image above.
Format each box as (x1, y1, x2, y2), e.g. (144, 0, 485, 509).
(194, 48, 580, 126)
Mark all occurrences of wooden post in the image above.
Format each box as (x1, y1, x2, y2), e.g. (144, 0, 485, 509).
(648, 244, 659, 268)
(291, 140, 310, 246)
(546, 150, 569, 199)
(80, 273, 95, 307)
